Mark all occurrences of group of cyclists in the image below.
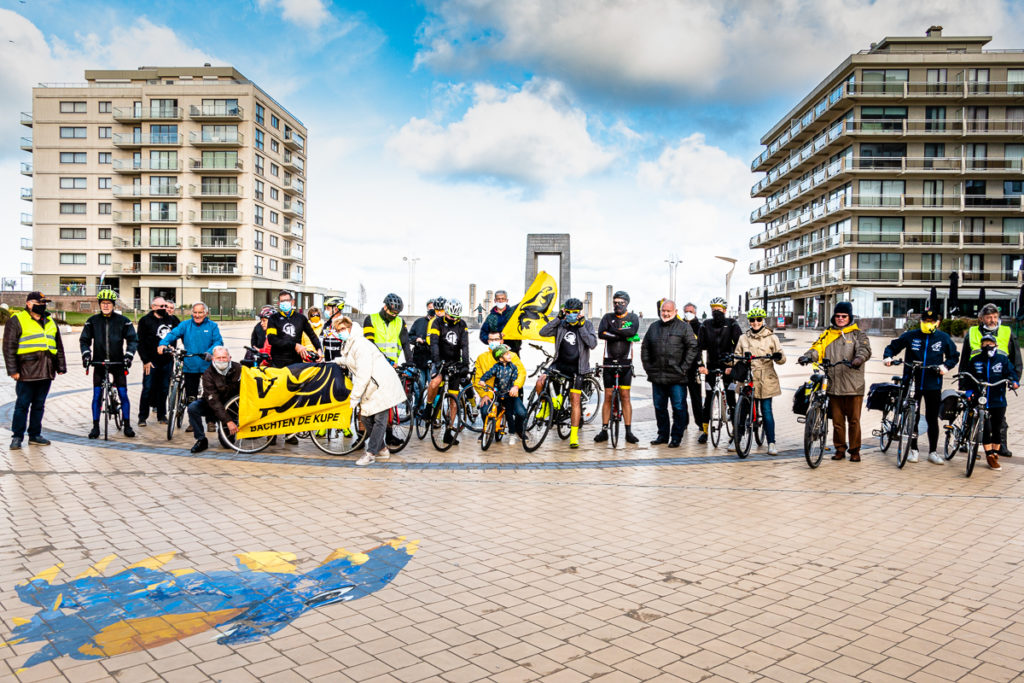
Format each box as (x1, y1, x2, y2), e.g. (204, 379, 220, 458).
(71, 284, 1021, 472)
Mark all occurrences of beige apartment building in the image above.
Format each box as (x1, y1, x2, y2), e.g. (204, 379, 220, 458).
(748, 28, 1024, 326)
(19, 65, 310, 312)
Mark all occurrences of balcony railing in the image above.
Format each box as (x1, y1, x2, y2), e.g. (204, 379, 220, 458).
(112, 158, 183, 173)
(190, 236, 242, 249)
(144, 263, 181, 275)
(20, 188, 32, 201)
(289, 271, 303, 283)
(283, 223, 304, 239)
(282, 153, 304, 173)
(198, 263, 241, 275)
(189, 158, 243, 172)
(282, 177, 304, 195)
(112, 106, 183, 121)
(283, 131, 304, 150)
(20, 263, 32, 275)
(190, 209, 242, 223)
(189, 183, 242, 198)
(20, 112, 32, 127)
(20, 213, 32, 226)
(112, 211, 181, 224)
(111, 184, 182, 198)
(20, 238, 32, 250)
(189, 131, 244, 146)
(112, 237, 141, 249)
(112, 132, 182, 147)
(189, 104, 244, 120)
(282, 247, 303, 260)
(20, 137, 32, 151)
(20, 162, 32, 176)
(753, 191, 1024, 224)
(282, 201, 303, 217)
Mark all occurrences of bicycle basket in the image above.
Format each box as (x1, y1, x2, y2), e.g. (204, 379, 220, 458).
(792, 381, 813, 416)
(730, 362, 749, 384)
(866, 382, 899, 411)
(939, 389, 963, 421)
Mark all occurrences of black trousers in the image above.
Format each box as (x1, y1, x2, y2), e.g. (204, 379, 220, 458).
(909, 389, 942, 453)
(685, 379, 703, 428)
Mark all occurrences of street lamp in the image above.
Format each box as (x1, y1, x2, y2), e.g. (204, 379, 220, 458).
(665, 253, 681, 302)
(402, 256, 419, 311)
(715, 256, 738, 315)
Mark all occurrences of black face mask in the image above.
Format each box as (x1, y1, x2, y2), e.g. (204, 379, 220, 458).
(30, 303, 46, 315)
(613, 303, 628, 315)
(427, 310, 435, 318)
(711, 310, 725, 323)
(153, 308, 164, 318)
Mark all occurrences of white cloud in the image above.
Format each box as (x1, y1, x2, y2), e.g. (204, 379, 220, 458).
(415, 0, 1024, 99)
(638, 133, 749, 202)
(256, 0, 331, 29)
(388, 78, 615, 187)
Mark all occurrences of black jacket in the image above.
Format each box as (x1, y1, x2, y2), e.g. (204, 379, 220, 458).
(267, 310, 320, 367)
(641, 317, 699, 385)
(686, 318, 702, 381)
(80, 312, 138, 364)
(136, 311, 180, 366)
(698, 317, 742, 370)
(598, 312, 640, 362)
(201, 361, 242, 423)
(250, 321, 267, 350)
(410, 315, 433, 368)
(882, 329, 958, 392)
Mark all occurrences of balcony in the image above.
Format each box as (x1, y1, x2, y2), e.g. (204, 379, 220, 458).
(112, 132, 182, 148)
(189, 104, 244, 121)
(20, 238, 32, 250)
(112, 211, 181, 224)
(849, 80, 1024, 101)
(189, 236, 242, 249)
(112, 106, 183, 122)
(289, 271, 303, 283)
(282, 247, 303, 261)
(283, 223, 304, 240)
(20, 263, 32, 275)
(20, 112, 32, 127)
(112, 158, 183, 173)
(112, 236, 141, 249)
(20, 136, 32, 151)
(282, 153, 304, 173)
(112, 184, 182, 198)
(189, 158, 243, 173)
(20, 188, 32, 201)
(283, 131, 304, 151)
(143, 263, 181, 275)
(20, 162, 32, 176)
(189, 131, 244, 147)
(197, 262, 242, 275)
(282, 177, 304, 195)
(282, 200, 303, 217)
(190, 209, 242, 224)
(20, 213, 32, 226)
(189, 183, 243, 198)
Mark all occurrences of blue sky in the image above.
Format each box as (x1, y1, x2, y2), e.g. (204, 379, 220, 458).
(3, 0, 1023, 314)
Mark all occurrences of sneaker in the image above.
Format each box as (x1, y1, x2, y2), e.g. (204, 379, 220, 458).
(376, 448, 391, 462)
(569, 441, 579, 449)
(668, 440, 681, 448)
(768, 443, 778, 456)
(356, 453, 376, 466)
(594, 429, 609, 443)
(123, 426, 136, 438)
(27, 436, 51, 445)
(9, 438, 21, 450)
(138, 419, 147, 427)
(907, 449, 919, 463)
(625, 431, 639, 444)
(650, 438, 668, 446)
(191, 438, 209, 454)
(157, 418, 168, 424)
(88, 426, 100, 439)
(697, 432, 708, 445)
(927, 451, 944, 465)
(987, 452, 1001, 470)
(285, 435, 299, 445)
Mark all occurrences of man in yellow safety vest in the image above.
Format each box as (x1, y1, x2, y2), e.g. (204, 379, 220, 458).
(362, 293, 412, 365)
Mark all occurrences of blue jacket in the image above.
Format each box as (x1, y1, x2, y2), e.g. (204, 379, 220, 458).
(480, 361, 519, 397)
(479, 304, 516, 344)
(959, 350, 1019, 408)
(158, 318, 223, 374)
(883, 329, 958, 392)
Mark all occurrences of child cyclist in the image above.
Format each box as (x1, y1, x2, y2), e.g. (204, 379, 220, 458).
(479, 344, 527, 439)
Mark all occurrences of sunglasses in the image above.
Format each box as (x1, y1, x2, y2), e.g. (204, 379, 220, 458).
(835, 313, 850, 318)
(750, 317, 764, 322)
(565, 309, 582, 315)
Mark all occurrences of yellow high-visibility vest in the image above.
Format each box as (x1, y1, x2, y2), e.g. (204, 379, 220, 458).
(968, 325, 1011, 358)
(13, 310, 58, 355)
(370, 313, 403, 362)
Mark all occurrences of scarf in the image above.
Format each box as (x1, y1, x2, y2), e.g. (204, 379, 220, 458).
(810, 323, 859, 361)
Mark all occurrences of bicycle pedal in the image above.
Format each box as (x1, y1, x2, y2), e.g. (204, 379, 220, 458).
(871, 429, 882, 437)
(797, 417, 806, 424)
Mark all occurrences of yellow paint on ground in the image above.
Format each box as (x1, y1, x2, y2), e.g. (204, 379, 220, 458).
(25, 563, 63, 585)
(235, 551, 299, 574)
(320, 548, 370, 566)
(75, 554, 117, 579)
(405, 540, 421, 555)
(124, 552, 177, 571)
(386, 536, 407, 549)
(77, 608, 245, 657)
(170, 569, 195, 577)
(51, 594, 62, 611)
(3, 638, 25, 647)
(11, 617, 29, 626)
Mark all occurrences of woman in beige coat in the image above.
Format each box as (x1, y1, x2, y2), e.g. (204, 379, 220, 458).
(733, 309, 785, 454)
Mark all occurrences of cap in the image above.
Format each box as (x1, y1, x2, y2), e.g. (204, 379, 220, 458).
(921, 308, 940, 321)
(26, 291, 50, 303)
(981, 333, 998, 343)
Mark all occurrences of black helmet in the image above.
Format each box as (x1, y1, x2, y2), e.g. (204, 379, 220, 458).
(564, 297, 583, 311)
(383, 293, 404, 314)
(613, 290, 630, 304)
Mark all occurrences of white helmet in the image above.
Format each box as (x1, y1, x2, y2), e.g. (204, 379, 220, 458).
(445, 298, 463, 318)
(710, 297, 728, 309)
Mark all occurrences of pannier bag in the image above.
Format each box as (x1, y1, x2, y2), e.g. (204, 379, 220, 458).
(866, 382, 899, 411)
(939, 389, 963, 421)
(729, 362, 749, 384)
(792, 382, 813, 415)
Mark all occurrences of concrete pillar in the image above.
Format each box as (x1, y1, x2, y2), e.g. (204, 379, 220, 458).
(584, 291, 593, 318)
(469, 284, 477, 311)
(525, 234, 571, 305)
(605, 285, 613, 315)
(484, 289, 493, 311)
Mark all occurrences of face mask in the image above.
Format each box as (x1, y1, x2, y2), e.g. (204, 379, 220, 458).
(488, 341, 500, 350)
(985, 347, 997, 357)
(495, 302, 507, 310)
(920, 321, 938, 334)
(30, 303, 47, 315)
(279, 301, 293, 314)
(213, 360, 231, 375)
(712, 309, 725, 322)
(427, 310, 435, 318)
(566, 313, 580, 323)
(338, 330, 350, 341)
(982, 324, 998, 334)
(683, 312, 695, 321)
(310, 316, 320, 323)
(613, 303, 627, 315)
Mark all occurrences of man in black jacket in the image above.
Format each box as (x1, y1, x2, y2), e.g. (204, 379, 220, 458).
(136, 296, 180, 426)
(641, 299, 699, 447)
(80, 289, 139, 439)
(266, 290, 321, 368)
(409, 300, 435, 405)
(595, 290, 640, 444)
(698, 297, 742, 441)
(681, 302, 706, 442)
(187, 345, 241, 453)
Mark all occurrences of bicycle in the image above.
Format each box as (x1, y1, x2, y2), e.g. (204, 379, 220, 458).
(797, 358, 851, 468)
(882, 360, 946, 469)
(954, 373, 1014, 477)
(87, 361, 125, 441)
(165, 347, 202, 441)
(524, 343, 602, 426)
(424, 361, 467, 452)
(942, 392, 974, 461)
(458, 383, 485, 434)
(480, 397, 508, 451)
(726, 353, 774, 458)
(705, 369, 734, 448)
(594, 363, 633, 448)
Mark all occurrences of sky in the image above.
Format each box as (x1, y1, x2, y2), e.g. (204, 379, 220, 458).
(2, 0, 1024, 316)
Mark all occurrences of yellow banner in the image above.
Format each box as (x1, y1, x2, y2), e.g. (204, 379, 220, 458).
(502, 271, 558, 342)
(238, 363, 353, 437)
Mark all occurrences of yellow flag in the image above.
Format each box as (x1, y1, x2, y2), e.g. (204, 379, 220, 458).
(502, 271, 558, 341)
(238, 364, 353, 437)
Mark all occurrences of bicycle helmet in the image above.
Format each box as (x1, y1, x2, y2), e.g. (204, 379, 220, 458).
(259, 305, 276, 318)
(97, 289, 118, 301)
(746, 307, 767, 320)
(433, 296, 446, 310)
(492, 344, 510, 360)
(324, 296, 344, 308)
(445, 298, 463, 319)
(564, 297, 583, 311)
(709, 296, 727, 309)
(383, 293, 404, 314)
(613, 290, 630, 304)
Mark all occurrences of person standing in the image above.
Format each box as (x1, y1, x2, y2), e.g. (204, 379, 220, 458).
(537, 298, 597, 448)
(363, 293, 412, 366)
(798, 302, 872, 462)
(733, 308, 786, 455)
(157, 302, 224, 431)
(136, 296, 180, 426)
(249, 306, 275, 358)
(641, 299, 699, 447)
(681, 302, 706, 442)
(595, 290, 641, 444)
(883, 308, 958, 464)
(959, 303, 1022, 457)
(266, 290, 321, 367)
(409, 300, 436, 401)
(479, 290, 521, 354)
(698, 297, 742, 441)
(80, 289, 138, 439)
(3, 291, 67, 449)
(960, 333, 1020, 470)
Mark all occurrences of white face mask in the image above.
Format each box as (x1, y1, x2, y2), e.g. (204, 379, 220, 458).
(682, 311, 695, 321)
(495, 302, 507, 310)
(213, 360, 231, 375)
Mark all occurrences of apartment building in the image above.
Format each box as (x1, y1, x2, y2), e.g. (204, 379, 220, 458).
(748, 28, 1024, 325)
(19, 65, 310, 311)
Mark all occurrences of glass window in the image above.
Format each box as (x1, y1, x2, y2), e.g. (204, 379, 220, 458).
(858, 217, 903, 243)
(862, 69, 908, 94)
(1009, 70, 1024, 95)
(856, 253, 903, 279)
(98, 253, 111, 265)
(270, 187, 278, 200)
(200, 150, 236, 169)
(858, 180, 903, 206)
(59, 127, 87, 138)
(99, 101, 112, 113)
(1003, 217, 1024, 241)
(149, 228, 178, 247)
(59, 228, 87, 239)
(255, 102, 265, 125)
(60, 101, 87, 113)
(98, 177, 111, 189)
(149, 202, 178, 221)
(59, 253, 87, 265)
(1003, 254, 1023, 277)
(271, 139, 279, 153)
(923, 180, 944, 207)
(201, 98, 239, 116)
(202, 124, 238, 143)
(254, 179, 264, 200)
(98, 203, 111, 215)
(60, 177, 87, 189)
(254, 255, 264, 275)
(270, 235, 279, 248)
(921, 254, 942, 279)
(254, 205, 263, 226)
(925, 106, 945, 132)
(254, 129, 264, 150)
(270, 163, 279, 177)
(271, 114, 280, 129)
(926, 69, 947, 94)
(99, 228, 111, 239)
(270, 259, 278, 271)
(99, 152, 112, 164)
(968, 68, 989, 94)
(98, 126, 112, 139)
(60, 152, 87, 164)
(60, 203, 86, 214)
(254, 154, 264, 176)
(967, 106, 988, 133)
(270, 211, 278, 224)
(149, 124, 178, 143)
(1005, 180, 1024, 196)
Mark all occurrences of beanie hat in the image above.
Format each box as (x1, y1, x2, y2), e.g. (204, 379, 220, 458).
(833, 302, 853, 317)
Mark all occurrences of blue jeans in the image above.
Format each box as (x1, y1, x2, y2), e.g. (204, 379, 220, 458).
(12, 380, 51, 439)
(187, 399, 215, 438)
(757, 398, 776, 443)
(139, 362, 172, 420)
(499, 395, 527, 435)
(652, 383, 687, 441)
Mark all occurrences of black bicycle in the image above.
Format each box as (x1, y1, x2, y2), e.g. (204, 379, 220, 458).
(424, 361, 467, 452)
(883, 360, 946, 469)
(797, 358, 851, 468)
(954, 373, 1015, 477)
(165, 347, 202, 441)
(594, 363, 633, 448)
(87, 360, 125, 441)
(726, 352, 774, 458)
(524, 343, 602, 426)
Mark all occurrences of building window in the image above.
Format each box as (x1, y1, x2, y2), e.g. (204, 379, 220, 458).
(856, 253, 902, 280)
(255, 102, 265, 125)
(858, 216, 902, 243)
(60, 152, 87, 164)
(862, 69, 908, 94)
(149, 227, 178, 247)
(255, 154, 264, 176)
(270, 235, 278, 248)
(1003, 254, 1022, 277)
(270, 259, 278, 272)
(921, 254, 942, 280)
(270, 211, 279, 224)
(60, 203, 86, 214)
(271, 140, 279, 153)
(98, 177, 111, 189)
(99, 227, 111, 240)
(858, 180, 903, 207)
(254, 179, 264, 200)
(924, 107, 945, 132)
(199, 150, 235, 170)
(967, 106, 989, 133)
(201, 98, 239, 116)
(254, 255, 264, 276)
(98, 126, 112, 139)
(968, 68, 990, 95)
(270, 187, 279, 201)
(254, 205, 264, 226)
(98, 202, 112, 215)
(201, 124, 238, 143)
(59, 253, 87, 265)
(98, 253, 111, 266)
(860, 106, 906, 132)
(99, 152, 112, 164)
(255, 129, 264, 150)
(926, 69, 948, 95)
(60, 177, 87, 189)
(270, 163, 279, 177)
(271, 114, 279, 129)
(60, 126, 87, 139)
(254, 230, 264, 251)
(922, 180, 944, 207)
(60, 101, 87, 113)
(149, 202, 178, 221)
(60, 228, 87, 239)
(98, 101, 112, 113)
(1004, 180, 1024, 197)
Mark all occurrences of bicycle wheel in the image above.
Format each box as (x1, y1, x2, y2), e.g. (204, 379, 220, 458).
(581, 376, 601, 424)
(459, 386, 484, 433)
(896, 403, 917, 469)
(217, 397, 274, 454)
(481, 413, 496, 451)
(734, 395, 752, 458)
(804, 402, 824, 468)
(430, 394, 460, 452)
(108, 383, 123, 431)
(166, 381, 180, 441)
(101, 382, 110, 441)
(709, 390, 723, 448)
(555, 397, 572, 440)
(878, 405, 894, 453)
(386, 397, 414, 454)
(522, 396, 552, 453)
(944, 411, 966, 461)
(753, 410, 765, 447)
(966, 410, 984, 477)
(724, 394, 734, 440)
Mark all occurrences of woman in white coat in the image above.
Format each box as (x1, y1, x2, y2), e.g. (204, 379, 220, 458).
(332, 316, 407, 466)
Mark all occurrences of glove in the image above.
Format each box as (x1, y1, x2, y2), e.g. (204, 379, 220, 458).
(124, 357, 133, 371)
(797, 355, 811, 366)
(203, 353, 213, 362)
(628, 334, 641, 343)
(851, 357, 864, 369)
(82, 351, 92, 366)
(558, 309, 566, 320)
(771, 352, 783, 362)
(883, 358, 892, 366)
(1013, 383, 1020, 391)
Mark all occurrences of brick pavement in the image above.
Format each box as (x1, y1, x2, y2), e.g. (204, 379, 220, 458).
(1, 323, 1022, 681)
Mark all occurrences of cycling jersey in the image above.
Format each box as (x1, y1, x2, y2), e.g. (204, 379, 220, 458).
(429, 316, 470, 365)
(598, 312, 640, 363)
(267, 310, 320, 367)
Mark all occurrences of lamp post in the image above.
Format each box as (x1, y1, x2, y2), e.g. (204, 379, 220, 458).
(715, 256, 738, 316)
(665, 253, 681, 302)
(402, 256, 419, 311)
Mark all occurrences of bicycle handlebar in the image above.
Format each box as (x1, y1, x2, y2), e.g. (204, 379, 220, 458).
(724, 352, 775, 363)
(886, 359, 946, 370)
(955, 372, 1015, 389)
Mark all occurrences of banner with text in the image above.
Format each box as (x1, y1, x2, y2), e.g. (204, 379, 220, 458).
(238, 363, 353, 438)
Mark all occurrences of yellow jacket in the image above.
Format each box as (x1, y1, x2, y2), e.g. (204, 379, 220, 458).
(473, 349, 526, 400)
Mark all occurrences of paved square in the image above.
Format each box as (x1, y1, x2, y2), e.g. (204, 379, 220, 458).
(2, 324, 1023, 681)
